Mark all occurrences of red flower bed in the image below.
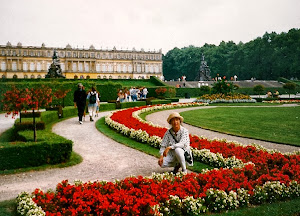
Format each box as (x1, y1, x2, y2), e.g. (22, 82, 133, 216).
(31, 105, 300, 215)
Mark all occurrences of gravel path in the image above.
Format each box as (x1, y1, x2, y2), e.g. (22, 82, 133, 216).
(0, 111, 171, 202)
(0, 105, 299, 201)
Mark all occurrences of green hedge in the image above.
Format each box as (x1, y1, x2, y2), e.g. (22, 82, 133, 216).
(99, 103, 116, 111)
(176, 88, 211, 97)
(119, 101, 146, 109)
(14, 121, 45, 131)
(0, 139, 72, 170)
(150, 99, 172, 105)
(20, 112, 42, 118)
(0, 107, 76, 171)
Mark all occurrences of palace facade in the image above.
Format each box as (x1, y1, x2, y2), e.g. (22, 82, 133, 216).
(0, 42, 163, 79)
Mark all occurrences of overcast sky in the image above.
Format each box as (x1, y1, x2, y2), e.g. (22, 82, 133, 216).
(0, 0, 299, 54)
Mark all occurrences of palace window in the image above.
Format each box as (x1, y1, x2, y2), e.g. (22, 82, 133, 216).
(30, 62, 35, 71)
(13, 50, 16, 56)
(79, 63, 83, 72)
(13, 74, 18, 79)
(37, 51, 40, 57)
(30, 51, 34, 56)
(37, 75, 42, 79)
(24, 75, 28, 79)
(118, 75, 121, 79)
(37, 62, 41, 72)
(79, 53, 83, 58)
(97, 75, 101, 79)
(122, 64, 127, 73)
(72, 63, 77, 72)
(23, 51, 27, 56)
(31, 75, 35, 79)
(1, 50, 5, 56)
(97, 53, 100, 58)
(12, 62, 17, 71)
(47, 51, 51, 57)
(145, 65, 149, 73)
(84, 63, 89, 72)
(137, 64, 141, 73)
(109, 75, 112, 79)
(73, 52, 77, 57)
(23, 62, 28, 71)
(117, 64, 121, 72)
(61, 63, 65, 72)
(1, 62, 6, 71)
(108, 64, 113, 72)
(91, 53, 95, 58)
(67, 52, 71, 57)
(128, 64, 132, 72)
(85, 53, 89, 58)
(96, 64, 100, 72)
(1, 75, 6, 79)
(102, 64, 106, 72)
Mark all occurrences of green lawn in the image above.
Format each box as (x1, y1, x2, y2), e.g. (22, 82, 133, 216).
(181, 106, 300, 146)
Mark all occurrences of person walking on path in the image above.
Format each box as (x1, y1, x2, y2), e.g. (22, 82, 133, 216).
(158, 112, 193, 174)
(87, 86, 100, 121)
(74, 83, 87, 124)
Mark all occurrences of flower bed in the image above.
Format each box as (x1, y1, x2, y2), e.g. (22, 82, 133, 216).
(17, 103, 300, 215)
(263, 99, 300, 104)
(197, 93, 255, 103)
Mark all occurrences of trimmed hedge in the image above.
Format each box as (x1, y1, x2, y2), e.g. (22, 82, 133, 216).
(150, 99, 172, 105)
(14, 121, 45, 131)
(119, 101, 147, 109)
(176, 88, 211, 97)
(0, 107, 77, 171)
(99, 103, 116, 111)
(20, 112, 42, 118)
(0, 139, 72, 170)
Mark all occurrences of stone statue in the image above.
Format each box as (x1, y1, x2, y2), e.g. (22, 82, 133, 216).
(195, 53, 211, 81)
(45, 50, 65, 78)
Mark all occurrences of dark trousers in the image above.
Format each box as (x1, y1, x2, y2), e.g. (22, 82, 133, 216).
(77, 105, 85, 121)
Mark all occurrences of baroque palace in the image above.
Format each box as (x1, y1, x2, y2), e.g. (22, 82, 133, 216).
(0, 42, 163, 79)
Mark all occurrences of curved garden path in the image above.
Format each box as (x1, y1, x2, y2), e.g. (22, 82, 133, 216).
(0, 104, 299, 201)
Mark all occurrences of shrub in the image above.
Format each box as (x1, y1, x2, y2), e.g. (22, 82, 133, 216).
(0, 139, 72, 170)
(14, 121, 45, 131)
(150, 99, 172, 105)
(20, 112, 42, 118)
(119, 101, 146, 109)
(99, 103, 116, 111)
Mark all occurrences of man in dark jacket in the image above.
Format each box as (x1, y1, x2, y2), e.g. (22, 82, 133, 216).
(74, 83, 87, 124)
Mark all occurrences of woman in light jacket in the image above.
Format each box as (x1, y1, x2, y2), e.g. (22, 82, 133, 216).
(158, 112, 193, 174)
(87, 86, 100, 121)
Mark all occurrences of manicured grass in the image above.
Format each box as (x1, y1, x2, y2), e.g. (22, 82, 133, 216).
(213, 198, 300, 216)
(208, 102, 282, 106)
(95, 117, 212, 173)
(181, 106, 300, 146)
(0, 199, 17, 216)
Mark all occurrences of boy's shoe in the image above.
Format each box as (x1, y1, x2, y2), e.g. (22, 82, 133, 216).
(79, 121, 83, 124)
(90, 116, 94, 121)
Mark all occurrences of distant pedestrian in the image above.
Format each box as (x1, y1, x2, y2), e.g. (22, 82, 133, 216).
(87, 86, 100, 121)
(74, 83, 87, 124)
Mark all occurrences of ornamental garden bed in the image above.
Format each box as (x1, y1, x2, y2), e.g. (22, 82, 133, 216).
(16, 103, 300, 215)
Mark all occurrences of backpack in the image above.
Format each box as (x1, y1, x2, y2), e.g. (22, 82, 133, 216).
(89, 92, 97, 104)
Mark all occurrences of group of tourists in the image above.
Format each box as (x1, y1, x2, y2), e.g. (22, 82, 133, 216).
(266, 90, 280, 98)
(117, 86, 148, 102)
(74, 83, 192, 174)
(73, 83, 100, 124)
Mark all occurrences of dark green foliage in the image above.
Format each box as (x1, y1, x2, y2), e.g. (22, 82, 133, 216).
(99, 103, 116, 111)
(14, 121, 45, 131)
(176, 87, 210, 97)
(163, 28, 300, 81)
(0, 140, 72, 170)
(150, 99, 172, 105)
(119, 101, 146, 109)
(20, 112, 41, 118)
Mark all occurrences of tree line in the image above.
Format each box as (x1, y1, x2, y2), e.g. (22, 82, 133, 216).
(163, 28, 300, 81)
